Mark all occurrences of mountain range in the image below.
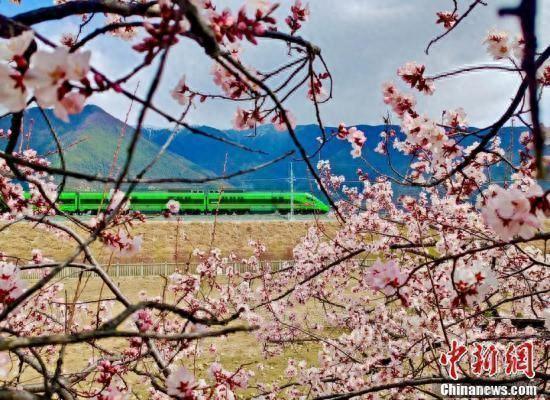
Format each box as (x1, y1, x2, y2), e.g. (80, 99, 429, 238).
(0, 105, 525, 194)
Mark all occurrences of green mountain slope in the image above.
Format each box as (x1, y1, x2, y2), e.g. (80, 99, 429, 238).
(0, 106, 214, 190)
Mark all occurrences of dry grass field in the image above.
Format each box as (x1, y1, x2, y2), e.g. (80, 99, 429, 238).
(11, 276, 324, 396)
(0, 218, 338, 264)
(5, 218, 545, 396)
(2, 218, 335, 394)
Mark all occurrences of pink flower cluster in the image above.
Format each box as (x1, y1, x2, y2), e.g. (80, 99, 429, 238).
(0, 261, 26, 305)
(171, 75, 192, 107)
(538, 62, 550, 86)
(286, 0, 310, 35)
(166, 199, 181, 215)
(484, 29, 524, 60)
(382, 82, 416, 117)
(271, 109, 297, 132)
(436, 11, 458, 29)
(443, 107, 467, 130)
(132, 0, 191, 63)
(166, 366, 196, 399)
(307, 74, 330, 102)
(107, 189, 130, 213)
(165, 363, 251, 399)
(397, 62, 434, 95)
(0, 31, 91, 121)
(211, 62, 255, 99)
(101, 231, 143, 257)
(336, 123, 366, 158)
(451, 261, 498, 307)
(364, 259, 407, 296)
(232, 107, 263, 130)
(209, 5, 276, 45)
(480, 184, 549, 241)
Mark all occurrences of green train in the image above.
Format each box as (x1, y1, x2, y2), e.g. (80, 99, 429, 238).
(17, 190, 330, 215)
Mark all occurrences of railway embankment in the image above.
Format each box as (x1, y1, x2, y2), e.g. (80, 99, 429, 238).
(1, 218, 338, 264)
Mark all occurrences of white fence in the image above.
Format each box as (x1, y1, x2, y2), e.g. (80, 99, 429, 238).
(22, 260, 293, 280)
(22, 258, 375, 280)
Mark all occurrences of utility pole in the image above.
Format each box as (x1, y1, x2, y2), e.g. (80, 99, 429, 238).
(505, 118, 515, 186)
(289, 161, 294, 221)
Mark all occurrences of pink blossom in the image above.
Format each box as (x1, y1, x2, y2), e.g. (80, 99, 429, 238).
(349, 127, 366, 158)
(443, 107, 467, 129)
(133, 309, 153, 332)
(382, 81, 416, 117)
(307, 78, 329, 102)
(374, 140, 386, 154)
(171, 75, 191, 106)
(481, 184, 543, 240)
(105, 14, 138, 40)
(451, 261, 498, 307)
(31, 249, 43, 264)
(25, 48, 90, 112)
(350, 146, 362, 159)
(271, 110, 297, 132)
(519, 131, 534, 150)
(60, 32, 77, 48)
(107, 189, 130, 213)
(166, 199, 181, 215)
(95, 384, 128, 400)
(286, 0, 310, 34)
(211, 63, 254, 99)
(166, 366, 196, 398)
(511, 35, 525, 60)
(0, 261, 26, 304)
(232, 107, 263, 130)
(0, 30, 34, 62)
(102, 231, 143, 256)
(436, 11, 457, 29)
(55, 92, 86, 122)
(484, 29, 510, 60)
(364, 259, 407, 296)
(537, 62, 550, 86)
(97, 360, 122, 385)
(0, 64, 27, 112)
(336, 124, 366, 158)
(119, 233, 143, 256)
(401, 114, 449, 158)
(209, 6, 275, 45)
(213, 385, 236, 400)
(349, 127, 366, 148)
(397, 62, 434, 95)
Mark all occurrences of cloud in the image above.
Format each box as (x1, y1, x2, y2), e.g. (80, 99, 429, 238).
(2, 0, 548, 128)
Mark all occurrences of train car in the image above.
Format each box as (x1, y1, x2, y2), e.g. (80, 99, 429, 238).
(78, 192, 108, 213)
(22, 192, 79, 213)
(57, 192, 80, 213)
(206, 191, 329, 214)
(12, 190, 330, 215)
(130, 191, 205, 214)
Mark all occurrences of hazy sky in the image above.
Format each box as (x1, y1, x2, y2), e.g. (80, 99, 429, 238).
(1, 0, 548, 128)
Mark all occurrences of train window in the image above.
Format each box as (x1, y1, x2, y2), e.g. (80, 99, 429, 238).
(59, 198, 75, 205)
(80, 198, 102, 204)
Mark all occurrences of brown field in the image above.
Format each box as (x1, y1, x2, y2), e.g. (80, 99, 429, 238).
(11, 277, 324, 396)
(0, 219, 338, 264)
(2, 219, 336, 394)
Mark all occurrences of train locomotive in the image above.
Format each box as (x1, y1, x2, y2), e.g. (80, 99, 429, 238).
(20, 190, 330, 215)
